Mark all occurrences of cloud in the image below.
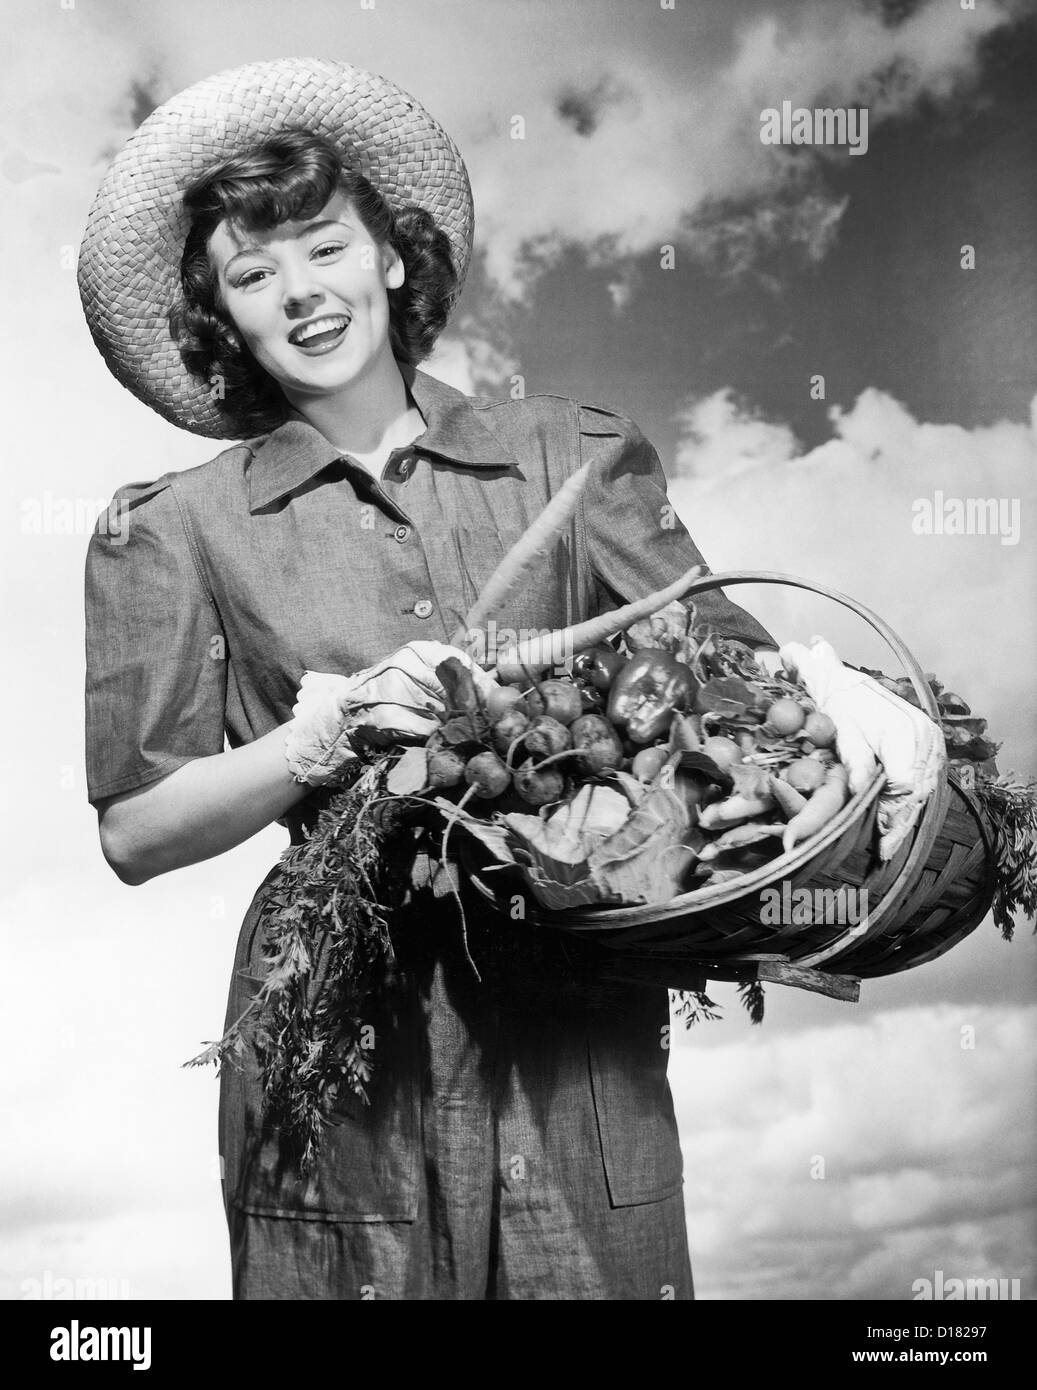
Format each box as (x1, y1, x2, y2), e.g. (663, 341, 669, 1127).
(674, 388, 799, 479)
(461, 0, 1016, 296)
(666, 385, 1037, 773)
(555, 74, 640, 138)
(424, 318, 519, 397)
(690, 191, 850, 279)
(669, 1002, 1037, 1299)
(3, 0, 1019, 309)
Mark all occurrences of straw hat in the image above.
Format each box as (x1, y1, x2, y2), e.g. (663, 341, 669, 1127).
(77, 56, 474, 439)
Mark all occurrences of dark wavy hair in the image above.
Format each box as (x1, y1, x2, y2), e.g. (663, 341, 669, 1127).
(170, 127, 458, 435)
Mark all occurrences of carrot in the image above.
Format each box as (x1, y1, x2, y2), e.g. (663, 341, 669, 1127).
(489, 564, 704, 676)
(781, 763, 850, 852)
(769, 775, 807, 820)
(449, 462, 593, 650)
(697, 822, 784, 860)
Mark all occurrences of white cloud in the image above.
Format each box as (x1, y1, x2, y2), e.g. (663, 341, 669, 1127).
(675, 388, 798, 479)
(424, 318, 519, 397)
(669, 1002, 1037, 1299)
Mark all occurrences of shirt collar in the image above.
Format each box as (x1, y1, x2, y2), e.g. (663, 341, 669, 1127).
(245, 363, 519, 511)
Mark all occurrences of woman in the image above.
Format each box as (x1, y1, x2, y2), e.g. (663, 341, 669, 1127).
(81, 58, 777, 1300)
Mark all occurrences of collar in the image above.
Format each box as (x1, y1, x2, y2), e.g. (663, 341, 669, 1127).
(246, 363, 519, 511)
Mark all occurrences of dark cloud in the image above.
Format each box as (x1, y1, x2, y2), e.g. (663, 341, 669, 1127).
(95, 71, 165, 165)
(128, 76, 161, 128)
(555, 74, 636, 137)
(873, 0, 929, 25)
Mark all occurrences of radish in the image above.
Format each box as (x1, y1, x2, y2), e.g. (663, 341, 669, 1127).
(464, 751, 512, 799)
(427, 748, 466, 789)
(569, 714, 625, 773)
(524, 716, 572, 760)
(514, 759, 567, 807)
(490, 707, 530, 756)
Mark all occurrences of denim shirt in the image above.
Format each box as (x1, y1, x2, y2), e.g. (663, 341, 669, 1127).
(83, 365, 776, 1239)
(84, 363, 774, 805)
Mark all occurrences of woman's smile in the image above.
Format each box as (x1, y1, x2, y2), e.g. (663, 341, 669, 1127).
(288, 312, 353, 354)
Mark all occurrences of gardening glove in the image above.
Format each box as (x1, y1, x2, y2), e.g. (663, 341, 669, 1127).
(285, 640, 497, 787)
(779, 637, 946, 861)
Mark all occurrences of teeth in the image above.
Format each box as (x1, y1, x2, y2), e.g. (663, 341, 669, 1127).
(291, 314, 350, 344)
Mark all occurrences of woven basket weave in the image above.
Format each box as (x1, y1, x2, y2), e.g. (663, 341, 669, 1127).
(463, 573, 999, 1002)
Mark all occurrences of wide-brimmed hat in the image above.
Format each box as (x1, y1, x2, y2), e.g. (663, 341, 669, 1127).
(77, 56, 474, 439)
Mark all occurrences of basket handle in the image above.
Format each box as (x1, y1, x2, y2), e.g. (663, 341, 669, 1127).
(680, 570, 940, 720)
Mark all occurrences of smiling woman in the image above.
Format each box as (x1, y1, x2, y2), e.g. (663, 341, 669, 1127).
(171, 127, 457, 453)
(78, 56, 776, 1302)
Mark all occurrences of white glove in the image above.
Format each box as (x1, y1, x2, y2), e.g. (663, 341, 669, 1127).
(754, 647, 785, 678)
(285, 641, 498, 787)
(779, 637, 946, 861)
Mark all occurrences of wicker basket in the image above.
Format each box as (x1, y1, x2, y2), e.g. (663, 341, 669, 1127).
(461, 573, 999, 1002)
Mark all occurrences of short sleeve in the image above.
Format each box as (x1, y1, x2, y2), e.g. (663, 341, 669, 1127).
(84, 477, 228, 806)
(578, 404, 777, 650)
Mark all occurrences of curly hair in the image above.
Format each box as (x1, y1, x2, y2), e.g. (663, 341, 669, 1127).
(169, 127, 459, 435)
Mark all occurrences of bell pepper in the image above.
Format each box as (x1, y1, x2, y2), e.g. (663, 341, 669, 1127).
(607, 650, 698, 744)
(573, 643, 626, 692)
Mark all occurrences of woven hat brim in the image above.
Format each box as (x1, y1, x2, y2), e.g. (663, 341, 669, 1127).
(77, 56, 474, 439)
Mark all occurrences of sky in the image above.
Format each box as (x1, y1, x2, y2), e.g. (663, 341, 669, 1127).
(2, 0, 1035, 1302)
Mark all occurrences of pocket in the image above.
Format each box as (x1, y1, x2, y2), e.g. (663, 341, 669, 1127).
(218, 874, 422, 1223)
(586, 992, 685, 1207)
(454, 524, 573, 646)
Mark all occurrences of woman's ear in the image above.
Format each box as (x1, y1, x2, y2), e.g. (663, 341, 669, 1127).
(383, 243, 405, 290)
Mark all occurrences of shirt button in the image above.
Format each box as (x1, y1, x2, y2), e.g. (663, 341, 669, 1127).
(396, 455, 415, 479)
(413, 599, 434, 619)
(393, 524, 410, 543)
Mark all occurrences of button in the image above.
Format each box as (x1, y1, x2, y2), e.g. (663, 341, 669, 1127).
(393, 524, 410, 543)
(413, 599, 434, 619)
(396, 455, 415, 479)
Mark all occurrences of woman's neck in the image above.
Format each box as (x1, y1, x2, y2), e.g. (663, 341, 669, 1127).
(283, 353, 426, 470)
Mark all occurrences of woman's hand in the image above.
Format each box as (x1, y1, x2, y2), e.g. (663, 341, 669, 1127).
(285, 641, 496, 786)
(96, 642, 495, 884)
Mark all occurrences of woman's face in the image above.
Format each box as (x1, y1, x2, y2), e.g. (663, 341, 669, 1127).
(208, 189, 404, 401)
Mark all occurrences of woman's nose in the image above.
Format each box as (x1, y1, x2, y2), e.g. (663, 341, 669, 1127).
(280, 263, 323, 313)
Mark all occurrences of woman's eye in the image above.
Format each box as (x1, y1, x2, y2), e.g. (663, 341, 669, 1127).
(312, 242, 347, 260)
(235, 268, 269, 289)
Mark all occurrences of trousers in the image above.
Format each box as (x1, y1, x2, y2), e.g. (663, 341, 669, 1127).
(219, 861, 695, 1300)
